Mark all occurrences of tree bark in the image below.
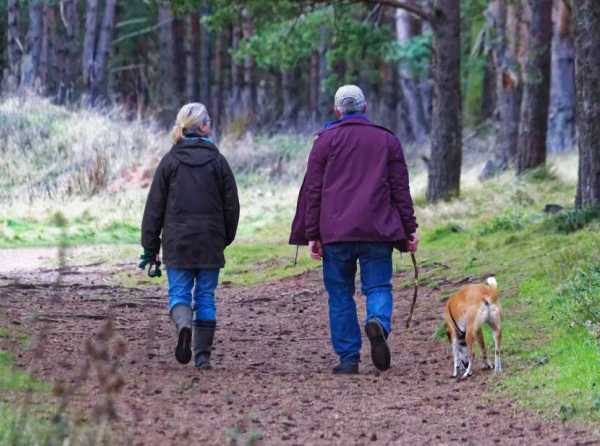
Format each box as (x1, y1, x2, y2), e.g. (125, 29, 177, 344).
(90, 0, 117, 103)
(211, 30, 227, 136)
(381, 61, 399, 135)
(317, 27, 332, 120)
(158, 3, 177, 116)
(516, 0, 553, 174)
(82, 0, 98, 89)
(309, 50, 320, 122)
(548, 0, 575, 153)
(39, 3, 56, 94)
(281, 68, 299, 126)
(426, 0, 462, 202)
(200, 3, 212, 105)
(59, 0, 81, 102)
(241, 9, 257, 125)
(490, 0, 523, 169)
(230, 22, 243, 119)
(185, 14, 200, 102)
(6, 0, 22, 88)
(173, 17, 187, 102)
(395, 5, 429, 145)
(481, 52, 496, 121)
(22, 0, 44, 88)
(574, 0, 600, 208)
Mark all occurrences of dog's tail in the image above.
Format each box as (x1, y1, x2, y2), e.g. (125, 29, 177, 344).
(486, 276, 499, 302)
(447, 307, 466, 342)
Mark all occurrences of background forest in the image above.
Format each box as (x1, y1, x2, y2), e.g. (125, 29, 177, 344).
(1, 0, 597, 204)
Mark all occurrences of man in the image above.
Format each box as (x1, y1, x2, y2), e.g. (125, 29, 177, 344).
(289, 85, 418, 375)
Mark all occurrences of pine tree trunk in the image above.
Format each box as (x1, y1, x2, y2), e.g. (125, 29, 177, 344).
(230, 22, 243, 120)
(173, 17, 187, 102)
(158, 3, 177, 117)
(309, 51, 320, 122)
(211, 30, 227, 136)
(317, 27, 331, 120)
(60, 0, 80, 102)
(481, 52, 496, 120)
(22, 0, 44, 88)
(90, 0, 116, 104)
(7, 0, 21, 88)
(39, 4, 49, 91)
(40, 3, 57, 94)
(426, 0, 463, 202)
(281, 68, 298, 126)
(199, 5, 212, 105)
(395, 6, 429, 145)
(491, 0, 523, 169)
(381, 61, 399, 135)
(241, 9, 257, 125)
(185, 14, 200, 102)
(548, 0, 575, 153)
(574, 0, 600, 208)
(516, 0, 553, 174)
(82, 0, 98, 89)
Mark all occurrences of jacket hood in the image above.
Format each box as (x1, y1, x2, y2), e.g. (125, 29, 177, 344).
(171, 137, 219, 167)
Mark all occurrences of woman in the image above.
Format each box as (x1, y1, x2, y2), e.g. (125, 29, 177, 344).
(139, 103, 240, 369)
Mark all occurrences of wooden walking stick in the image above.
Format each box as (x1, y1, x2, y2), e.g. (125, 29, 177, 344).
(405, 252, 419, 328)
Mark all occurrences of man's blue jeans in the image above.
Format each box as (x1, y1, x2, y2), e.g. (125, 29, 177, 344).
(166, 268, 220, 321)
(323, 242, 393, 364)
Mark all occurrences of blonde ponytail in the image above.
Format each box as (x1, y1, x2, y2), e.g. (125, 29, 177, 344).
(170, 103, 211, 144)
(171, 123, 185, 144)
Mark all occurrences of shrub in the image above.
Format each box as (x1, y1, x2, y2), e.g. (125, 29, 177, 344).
(0, 94, 167, 201)
(478, 210, 529, 236)
(426, 223, 465, 242)
(521, 165, 559, 183)
(552, 207, 600, 234)
(559, 265, 600, 334)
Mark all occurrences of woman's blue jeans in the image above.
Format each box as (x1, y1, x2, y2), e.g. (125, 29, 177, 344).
(166, 268, 220, 321)
(323, 242, 394, 364)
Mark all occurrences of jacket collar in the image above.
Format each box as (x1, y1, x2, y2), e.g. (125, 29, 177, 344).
(317, 115, 394, 137)
(323, 113, 370, 129)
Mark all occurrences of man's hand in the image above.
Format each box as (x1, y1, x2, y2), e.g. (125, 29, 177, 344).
(309, 240, 323, 261)
(407, 232, 419, 253)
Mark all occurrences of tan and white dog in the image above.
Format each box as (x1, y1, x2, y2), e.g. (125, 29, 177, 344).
(444, 277, 502, 379)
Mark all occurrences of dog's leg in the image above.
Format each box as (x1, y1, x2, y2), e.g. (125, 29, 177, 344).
(492, 325, 502, 373)
(476, 329, 492, 370)
(462, 329, 474, 379)
(451, 338, 459, 378)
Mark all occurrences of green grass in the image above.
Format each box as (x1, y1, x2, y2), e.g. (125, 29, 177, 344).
(0, 216, 139, 248)
(0, 351, 46, 393)
(0, 349, 56, 445)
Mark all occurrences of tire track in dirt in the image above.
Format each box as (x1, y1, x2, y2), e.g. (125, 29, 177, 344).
(0, 267, 598, 446)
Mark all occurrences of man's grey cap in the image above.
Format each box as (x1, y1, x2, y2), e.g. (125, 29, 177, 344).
(334, 85, 367, 109)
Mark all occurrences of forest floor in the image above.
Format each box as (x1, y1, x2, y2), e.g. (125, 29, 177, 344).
(1, 258, 598, 446)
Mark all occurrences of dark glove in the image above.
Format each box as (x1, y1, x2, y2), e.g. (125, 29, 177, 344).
(139, 250, 162, 278)
(138, 250, 157, 270)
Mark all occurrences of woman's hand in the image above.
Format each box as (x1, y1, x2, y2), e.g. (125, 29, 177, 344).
(309, 240, 323, 260)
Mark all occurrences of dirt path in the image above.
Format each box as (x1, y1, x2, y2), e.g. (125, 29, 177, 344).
(0, 265, 598, 446)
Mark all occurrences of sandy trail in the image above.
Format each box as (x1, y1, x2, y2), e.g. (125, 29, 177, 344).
(0, 263, 598, 446)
